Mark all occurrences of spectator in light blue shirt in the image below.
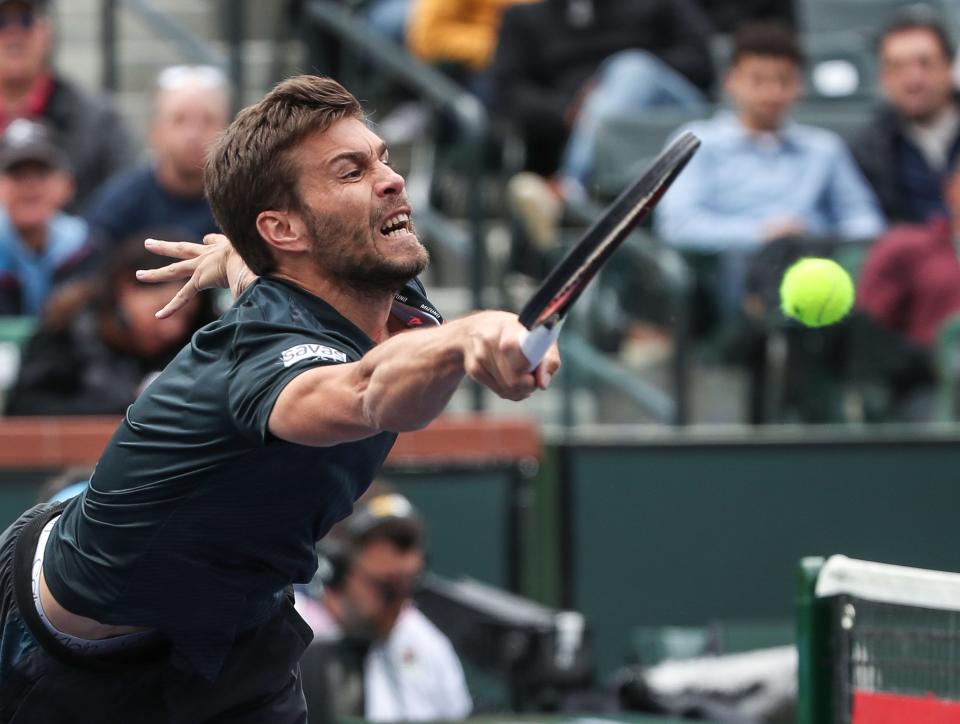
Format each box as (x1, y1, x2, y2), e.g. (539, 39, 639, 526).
(655, 22, 885, 314)
(0, 119, 94, 316)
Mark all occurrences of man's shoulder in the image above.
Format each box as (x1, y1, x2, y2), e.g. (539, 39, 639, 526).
(847, 103, 902, 151)
(224, 279, 363, 360)
(785, 121, 848, 152)
(88, 164, 154, 205)
(48, 74, 122, 120)
(47, 213, 91, 259)
(393, 606, 456, 652)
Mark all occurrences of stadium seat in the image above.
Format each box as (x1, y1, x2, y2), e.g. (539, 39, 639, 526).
(797, 0, 958, 38)
(590, 108, 712, 201)
(934, 312, 960, 421)
(802, 31, 878, 101)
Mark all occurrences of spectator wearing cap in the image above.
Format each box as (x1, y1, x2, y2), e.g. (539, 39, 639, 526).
(0, 0, 137, 209)
(296, 492, 472, 722)
(84, 66, 228, 250)
(0, 118, 93, 316)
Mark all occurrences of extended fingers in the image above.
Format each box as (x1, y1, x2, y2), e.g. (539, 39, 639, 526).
(136, 258, 200, 284)
(154, 278, 200, 319)
(144, 238, 206, 260)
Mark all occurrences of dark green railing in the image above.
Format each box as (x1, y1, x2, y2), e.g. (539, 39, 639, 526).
(100, 0, 228, 94)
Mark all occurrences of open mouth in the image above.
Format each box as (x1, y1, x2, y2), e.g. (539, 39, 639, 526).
(379, 211, 412, 238)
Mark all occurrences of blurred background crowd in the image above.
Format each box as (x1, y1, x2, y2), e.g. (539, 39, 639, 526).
(3, 0, 960, 429)
(2, 1, 960, 722)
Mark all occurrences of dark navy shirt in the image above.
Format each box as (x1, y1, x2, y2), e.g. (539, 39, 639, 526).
(43, 277, 437, 680)
(895, 133, 960, 223)
(83, 162, 219, 246)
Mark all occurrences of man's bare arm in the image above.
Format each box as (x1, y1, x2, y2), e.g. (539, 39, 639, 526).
(269, 311, 559, 447)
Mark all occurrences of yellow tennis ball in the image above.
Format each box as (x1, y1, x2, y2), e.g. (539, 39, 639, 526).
(779, 257, 855, 327)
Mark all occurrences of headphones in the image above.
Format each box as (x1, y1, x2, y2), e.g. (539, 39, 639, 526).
(316, 538, 353, 591)
(315, 493, 422, 592)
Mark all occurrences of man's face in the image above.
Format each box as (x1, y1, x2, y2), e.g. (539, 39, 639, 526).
(0, 160, 71, 233)
(341, 539, 424, 638)
(293, 118, 428, 293)
(879, 29, 954, 123)
(0, 2, 50, 85)
(726, 54, 802, 131)
(150, 82, 229, 187)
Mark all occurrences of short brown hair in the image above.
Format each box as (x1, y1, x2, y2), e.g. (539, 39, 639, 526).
(731, 22, 805, 68)
(204, 75, 364, 275)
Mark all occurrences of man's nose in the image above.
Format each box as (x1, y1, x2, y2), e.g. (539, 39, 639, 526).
(374, 163, 405, 197)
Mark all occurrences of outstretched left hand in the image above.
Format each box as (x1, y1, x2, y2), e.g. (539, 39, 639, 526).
(136, 233, 256, 318)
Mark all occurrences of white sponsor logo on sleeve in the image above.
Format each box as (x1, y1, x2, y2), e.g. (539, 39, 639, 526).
(280, 343, 348, 367)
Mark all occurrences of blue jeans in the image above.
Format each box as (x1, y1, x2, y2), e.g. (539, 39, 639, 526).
(561, 49, 707, 185)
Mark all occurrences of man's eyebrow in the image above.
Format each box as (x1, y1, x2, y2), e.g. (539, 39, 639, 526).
(327, 142, 389, 167)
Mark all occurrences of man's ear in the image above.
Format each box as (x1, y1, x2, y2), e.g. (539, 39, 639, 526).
(255, 209, 311, 254)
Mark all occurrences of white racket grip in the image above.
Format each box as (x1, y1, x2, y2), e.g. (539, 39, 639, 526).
(519, 321, 563, 370)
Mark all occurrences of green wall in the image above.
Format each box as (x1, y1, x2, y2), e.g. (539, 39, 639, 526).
(0, 469, 56, 527)
(564, 431, 960, 677)
(390, 468, 515, 589)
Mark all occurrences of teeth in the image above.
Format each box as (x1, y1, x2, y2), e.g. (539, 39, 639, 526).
(381, 212, 411, 236)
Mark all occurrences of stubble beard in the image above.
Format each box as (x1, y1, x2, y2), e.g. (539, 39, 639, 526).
(303, 203, 429, 296)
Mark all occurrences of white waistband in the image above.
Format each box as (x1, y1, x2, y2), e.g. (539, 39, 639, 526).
(32, 514, 156, 654)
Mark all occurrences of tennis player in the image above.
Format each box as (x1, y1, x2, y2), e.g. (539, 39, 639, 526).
(0, 75, 560, 722)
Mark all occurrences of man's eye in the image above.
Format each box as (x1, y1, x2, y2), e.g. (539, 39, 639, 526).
(343, 169, 361, 179)
(382, 158, 393, 167)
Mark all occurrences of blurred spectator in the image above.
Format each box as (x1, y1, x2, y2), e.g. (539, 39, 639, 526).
(4, 236, 213, 415)
(84, 66, 227, 251)
(852, 165, 960, 418)
(296, 492, 472, 722)
(850, 12, 959, 224)
(0, 118, 94, 316)
(0, 0, 137, 209)
(367, 0, 413, 44)
(655, 22, 884, 316)
(406, 0, 535, 100)
(493, 0, 714, 177)
(494, 0, 714, 250)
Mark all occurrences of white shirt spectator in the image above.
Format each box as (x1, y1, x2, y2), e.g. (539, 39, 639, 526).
(295, 590, 473, 721)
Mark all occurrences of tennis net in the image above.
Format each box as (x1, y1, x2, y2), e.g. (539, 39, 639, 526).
(797, 555, 960, 724)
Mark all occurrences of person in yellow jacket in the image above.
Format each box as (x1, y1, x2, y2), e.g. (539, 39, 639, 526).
(406, 0, 537, 99)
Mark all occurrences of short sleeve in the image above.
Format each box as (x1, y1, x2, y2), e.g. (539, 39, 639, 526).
(226, 321, 356, 444)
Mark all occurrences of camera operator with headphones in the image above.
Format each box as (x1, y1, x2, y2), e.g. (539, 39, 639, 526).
(295, 491, 472, 722)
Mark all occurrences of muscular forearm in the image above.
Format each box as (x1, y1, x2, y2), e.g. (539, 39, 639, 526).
(270, 311, 551, 447)
(359, 317, 472, 432)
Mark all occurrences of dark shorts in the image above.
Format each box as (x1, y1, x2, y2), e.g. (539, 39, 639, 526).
(0, 503, 313, 724)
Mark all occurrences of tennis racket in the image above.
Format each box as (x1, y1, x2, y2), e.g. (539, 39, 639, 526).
(518, 131, 701, 368)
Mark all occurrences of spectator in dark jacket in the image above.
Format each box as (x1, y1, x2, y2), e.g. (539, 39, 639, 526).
(4, 237, 214, 416)
(849, 11, 960, 224)
(494, 0, 714, 251)
(84, 65, 228, 251)
(0, 0, 138, 209)
(493, 0, 714, 180)
(695, 0, 793, 34)
(0, 119, 94, 316)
